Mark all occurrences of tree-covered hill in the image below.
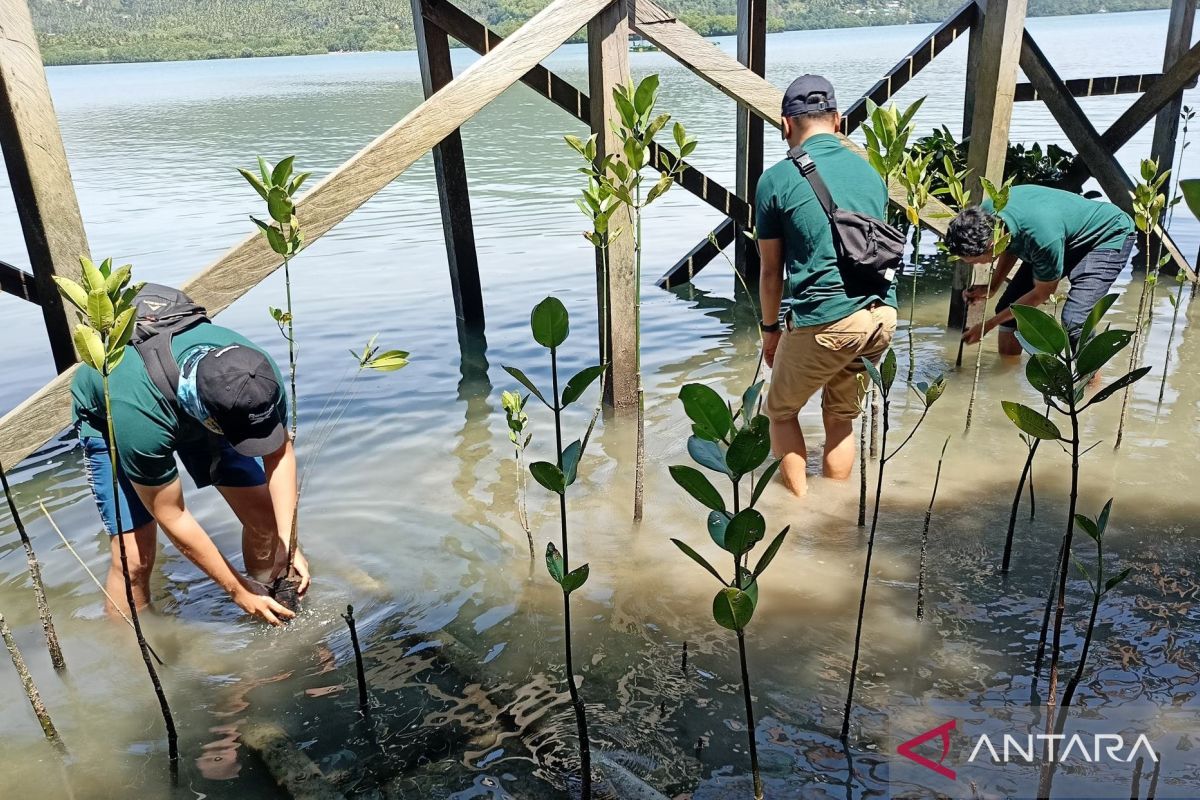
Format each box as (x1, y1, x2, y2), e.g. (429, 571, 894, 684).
(29, 0, 1169, 66)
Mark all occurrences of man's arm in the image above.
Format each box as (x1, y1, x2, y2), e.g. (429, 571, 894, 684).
(261, 438, 309, 595)
(132, 478, 296, 626)
(758, 237, 785, 367)
(964, 252, 1019, 302)
(963, 276, 1060, 343)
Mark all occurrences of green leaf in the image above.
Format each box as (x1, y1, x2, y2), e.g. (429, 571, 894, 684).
(267, 187, 294, 225)
(672, 538, 725, 584)
(110, 307, 136, 352)
(687, 436, 730, 476)
(53, 276, 88, 313)
(680, 383, 733, 441)
(561, 364, 603, 407)
(530, 461, 566, 495)
(712, 587, 755, 631)
(1076, 329, 1133, 376)
(879, 348, 897, 391)
(750, 459, 780, 507)
(271, 155, 295, 188)
(723, 508, 766, 556)
(238, 167, 270, 200)
(707, 510, 730, 549)
(87, 287, 114, 333)
(1000, 401, 1062, 440)
(1011, 305, 1068, 355)
(561, 564, 589, 594)
(562, 439, 583, 486)
(613, 86, 637, 129)
(1079, 294, 1118, 345)
(501, 365, 548, 408)
(1074, 514, 1100, 542)
(366, 350, 409, 372)
(861, 356, 883, 389)
(104, 264, 133, 295)
(289, 172, 312, 195)
(633, 74, 660, 118)
(265, 225, 289, 255)
(530, 296, 570, 349)
(1097, 498, 1113, 536)
(753, 526, 790, 578)
(80, 257, 105, 293)
(257, 155, 271, 186)
(546, 542, 564, 583)
(726, 416, 771, 478)
(1103, 567, 1132, 594)
(73, 324, 105, 371)
(740, 381, 764, 425)
(669, 465, 726, 512)
(918, 374, 947, 407)
(1086, 366, 1152, 406)
(1026, 354, 1072, 400)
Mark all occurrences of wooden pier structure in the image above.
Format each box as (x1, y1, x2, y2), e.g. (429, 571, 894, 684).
(1, 0, 1198, 469)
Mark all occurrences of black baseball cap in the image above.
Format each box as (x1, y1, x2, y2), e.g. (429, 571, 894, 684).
(196, 345, 286, 457)
(782, 74, 837, 118)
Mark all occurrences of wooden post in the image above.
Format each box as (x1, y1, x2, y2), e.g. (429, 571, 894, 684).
(590, 0, 637, 409)
(0, 0, 89, 373)
(734, 0, 766, 283)
(411, 0, 484, 337)
(962, 0, 986, 139)
(1150, 0, 1197, 188)
(964, 0, 1027, 198)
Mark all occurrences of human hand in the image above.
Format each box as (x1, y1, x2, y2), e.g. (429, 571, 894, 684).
(963, 285, 990, 303)
(291, 549, 311, 597)
(233, 585, 296, 627)
(763, 330, 782, 369)
(961, 322, 986, 345)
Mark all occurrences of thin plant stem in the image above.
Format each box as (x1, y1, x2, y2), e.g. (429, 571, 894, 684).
(1147, 755, 1162, 799)
(907, 227, 921, 383)
(1003, 439, 1040, 574)
(917, 436, 950, 620)
(965, 249, 998, 433)
(1157, 281, 1185, 405)
(341, 605, 369, 714)
(38, 502, 164, 666)
(869, 390, 880, 461)
(857, 401, 867, 528)
(282, 252, 298, 439)
(633, 182, 645, 523)
(516, 445, 533, 560)
(104, 376, 179, 784)
(1056, 563, 1101, 720)
(1130, 756, 1145, 800)
(1031, 536, 1065, 703)
(0, 462, 65, 670)
(1, 611, 65, 753)
(736, 628, 763, 800)
(551, 346, 591, 799)
(583, 242, 610, 451)
(1117, 240, 1156, 449)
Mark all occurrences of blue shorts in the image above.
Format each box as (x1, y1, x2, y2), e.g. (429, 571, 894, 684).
(81, 435, 266, 536)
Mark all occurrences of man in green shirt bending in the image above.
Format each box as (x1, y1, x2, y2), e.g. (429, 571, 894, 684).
(72, 284, 309, 626)
(949, 184, 1135, 353)
(757, 75, 897, 497)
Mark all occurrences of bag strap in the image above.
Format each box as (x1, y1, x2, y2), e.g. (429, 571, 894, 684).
(133, 332, 182, 404)
(787, 146, 839, 221)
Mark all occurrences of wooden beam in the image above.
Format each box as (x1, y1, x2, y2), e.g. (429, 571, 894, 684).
(1014, 73, 1161, 102)
(734, 0, 766, 281)
(964, 0, 1028, 199)
(1020, 32, 1195, 280)
(420, 0, 751, 228)
(962, 0, 985, 139)
(0, 260, 39, 304)
(0, 0, 89, 372)
(842, 0, 978, 135)
(1150, 0, 1197, 186)
(657, 218, 736, 290)
(589, 0, 638, 409)
(412, 0, 484, 336)
(0, 0, 611, 470)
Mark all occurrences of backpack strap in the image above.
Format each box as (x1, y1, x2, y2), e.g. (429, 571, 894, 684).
(787, 146, 839, 221)
(133, 331, 183, 403)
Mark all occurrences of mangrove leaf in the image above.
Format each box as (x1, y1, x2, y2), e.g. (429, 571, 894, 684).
(1011, 305, 1067, 355)
(562, 439, 583, 486)
(712, 587, 755, 631)
(530, 461, 566, 495)
(723, 508, 766, 556)
(753, 526, 790, 578)
(561, 564, 590, 594)
(688, 436, 730, 476)
(1085, 367, 1152, 407)
(1000, 401, 1062, 440)
(750, 460, 781, 507)
(1076, 329, 1133, 376)
(531, 296, 570, 349)
(680, 383, 733, 441)
(726, 417, 771, 479)
(546, 542, 565, 584)
(707, 510, 730, 549)
(669, 465, 726, 512)
(672, 538, 725, 584)
(502, 365, 549, 408)
(561, 365, 603, 407)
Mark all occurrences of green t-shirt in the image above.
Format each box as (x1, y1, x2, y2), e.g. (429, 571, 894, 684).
(754, 132, 897, 327)
(985, 185, 1134, 282)
(71, 322, 287, 486)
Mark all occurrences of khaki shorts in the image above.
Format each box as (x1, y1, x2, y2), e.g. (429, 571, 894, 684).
(765, 304, 897, 422)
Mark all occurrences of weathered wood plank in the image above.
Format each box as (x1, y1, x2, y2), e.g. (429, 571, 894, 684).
(0, 260, 39, 304)
(412, 0, 484, 335)
(590, 0, 638, 409)
(964, 0, 1028, 200)
(962, 0, 985, 139)
(0, 0, 89, 371)
(1020, 32, 1196, 279)
(1150, 0, 1196, 190)
(734, 0, 767, 280)
(420, 0, 751, 228)
(1014, 73, 1162, 102)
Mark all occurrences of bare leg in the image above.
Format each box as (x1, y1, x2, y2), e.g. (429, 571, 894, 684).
(822, 411, 856, 480)
(998, 329, 1022, 357)
(215, 484, 280, 583)
(770, 416, 809, 497)
(106, 521, 158, 616)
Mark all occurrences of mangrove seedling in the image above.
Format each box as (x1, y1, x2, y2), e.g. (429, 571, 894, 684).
(501, 389, 534, 558)
(897, 149, 935, 382)
(1158, 270, 1188, 404)
(1002, 432, 1041, 574)
(917, 436, 950, 621)
(342, 605, 370, 714)
(54, 258, 179, 781)
(0, 462, 65, 670)
(862, 98, 924, 229)
(842, 349, 945, 740)
(996, 298, 1149, 798)
(502, 296, 604, 799)
(857, 377, 869, 528)
(964, 176, 1014, 432)
(934, 154, 972, 212)
(592, 74, 694, 522)
(669, 379, 788, 800)
(1, 611, 65, 753)
(1167, 105, 1195, 229)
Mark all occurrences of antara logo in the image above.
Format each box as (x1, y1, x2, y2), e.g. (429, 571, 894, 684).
(898, 719, 957, 780)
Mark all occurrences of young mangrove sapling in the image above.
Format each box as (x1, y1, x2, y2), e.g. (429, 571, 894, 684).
(502, 297, 604, 799)
(501, 390, 534, 559)
(964, 177, 1014, 432)
(917, 436, 950, 621)
(933, 155, 974, 367)
(1, 611, 65, 753)
(54, 258, 179, 781)
(0, 463, 65, 670)
(668, 379, 787, 800)
(897, 149, 935, 383)
(1157, 270, 1188, 405)
(997, 298, 1149, 798)
(861, 98, 925, 229)
(841, 349, 945, 740)
(342, 604, 370, 714)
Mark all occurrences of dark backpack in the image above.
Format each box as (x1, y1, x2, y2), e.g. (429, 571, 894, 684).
(130, 283, 210, 403)
(788, 146, 906, 285)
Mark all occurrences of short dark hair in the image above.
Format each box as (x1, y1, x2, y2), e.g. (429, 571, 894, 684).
(946, 206, 997, 257)
(788, 110, 839, 131)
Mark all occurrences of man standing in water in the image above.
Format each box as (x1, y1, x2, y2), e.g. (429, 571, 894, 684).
(757, 75, 897, 497)
(948, 185, 1135, 352)
(72, 284, 309, 626)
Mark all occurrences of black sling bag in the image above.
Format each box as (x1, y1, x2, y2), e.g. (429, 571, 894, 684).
(788, 146, 906, 285)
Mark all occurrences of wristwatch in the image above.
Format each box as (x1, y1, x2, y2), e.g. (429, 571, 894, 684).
(760, 320, 781, 333)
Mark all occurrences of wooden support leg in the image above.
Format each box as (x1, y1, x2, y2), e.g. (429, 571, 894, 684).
(590, 0, 637, 409)
(734, 0, 766, 284)
(0, 0, 89, 372)
(412, 0, 484, 336)
(1150, 0, 1197, 189)
(964, 0, 1027, 201)
(962, 0, 986, 139)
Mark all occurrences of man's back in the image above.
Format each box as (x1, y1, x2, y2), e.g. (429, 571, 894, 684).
(755, 132, 895, 327)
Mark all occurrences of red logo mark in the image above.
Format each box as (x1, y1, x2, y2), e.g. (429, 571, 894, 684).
(898, 719, 957, 780)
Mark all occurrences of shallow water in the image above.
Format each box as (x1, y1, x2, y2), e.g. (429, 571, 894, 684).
(1, 9, 1199, 799)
